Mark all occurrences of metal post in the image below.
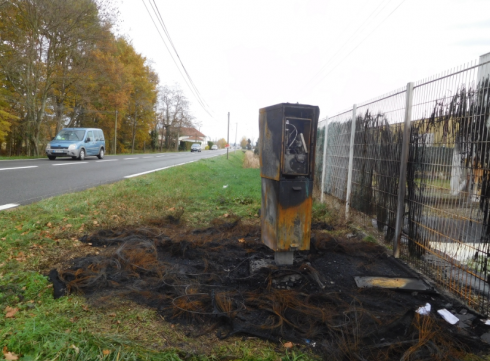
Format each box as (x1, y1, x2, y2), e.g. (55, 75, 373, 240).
(320, 118, 329, 203)
(345, 105, 357, 219)
(394, 82, 414, 258)
(227, 112, 230, 159)
(114, 110, 118, 155)
(235, 122, 237, 153)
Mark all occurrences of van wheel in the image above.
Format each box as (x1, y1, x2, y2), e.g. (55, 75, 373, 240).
(48, 155, 56, 160)
(78, 149, 85, 161)
(97, 148, 104, 159)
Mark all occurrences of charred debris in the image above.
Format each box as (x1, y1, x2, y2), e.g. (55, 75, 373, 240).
(49, 217, 490, 360)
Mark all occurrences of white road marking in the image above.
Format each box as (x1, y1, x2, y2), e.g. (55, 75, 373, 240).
(96, 159, 117, 162)
(0, 166, 38, 171)
(52, 162, 88, 166)
(124, 166, 171, 178)
(155, 155, 166, 158)
(124, 158, 138, 160)
(0, 203, 19, 211)
(142, 156, 152, 159)
(124, 160, 197, 178)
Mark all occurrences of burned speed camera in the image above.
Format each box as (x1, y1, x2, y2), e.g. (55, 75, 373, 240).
(258, 103, 319, 265)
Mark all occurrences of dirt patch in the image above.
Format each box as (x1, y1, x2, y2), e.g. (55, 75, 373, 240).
(49, 219, 490, 360)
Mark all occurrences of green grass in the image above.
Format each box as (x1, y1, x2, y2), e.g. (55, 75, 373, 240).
(0, 155, 46, 160)
(0, 152, 316, 360)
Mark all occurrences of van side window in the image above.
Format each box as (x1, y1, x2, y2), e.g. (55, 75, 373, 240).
(99, 131, 104, 141)
(87, 131, 94, 141)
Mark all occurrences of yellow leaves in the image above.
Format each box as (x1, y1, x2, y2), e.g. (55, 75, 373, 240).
(283, 341, 293, 349)
(4, 306, 19, 318)
(238, 238, 245, 243)
(102, 350, 111, 356)
(2, 347, 19, 361)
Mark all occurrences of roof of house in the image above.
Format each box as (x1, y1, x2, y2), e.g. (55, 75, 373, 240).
(179, 127, 205, 138)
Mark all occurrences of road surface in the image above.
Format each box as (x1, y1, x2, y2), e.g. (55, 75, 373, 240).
(0, 150, 228, 211)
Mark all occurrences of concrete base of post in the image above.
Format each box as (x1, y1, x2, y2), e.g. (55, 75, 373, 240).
(274, 251, 294, 265)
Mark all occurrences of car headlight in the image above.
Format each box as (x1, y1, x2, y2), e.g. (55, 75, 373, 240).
(46, 144, 51, 150)
(68, 144, 77, 150)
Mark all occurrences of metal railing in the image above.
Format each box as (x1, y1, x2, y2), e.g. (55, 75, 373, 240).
(318, 53, 490, 315)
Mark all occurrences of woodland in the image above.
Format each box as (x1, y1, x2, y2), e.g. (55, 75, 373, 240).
(0, 0, 197, 156)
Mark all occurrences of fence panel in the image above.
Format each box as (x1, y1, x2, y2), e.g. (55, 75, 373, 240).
(315, 119, 327, 189)
(402, 59, 490, 315)
(323, 111, 352, 201)
(350, 89, 406, 241)
(318, 55, 490, 315)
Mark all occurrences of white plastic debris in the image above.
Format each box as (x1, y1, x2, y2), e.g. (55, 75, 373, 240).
(481, 319, 490, 325)
(416, 303, 431, 316)
(437, 309, 459, 324)
(223, 185, 228, 188)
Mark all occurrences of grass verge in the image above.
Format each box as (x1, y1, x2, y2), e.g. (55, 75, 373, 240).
(0, 151, 317, 360)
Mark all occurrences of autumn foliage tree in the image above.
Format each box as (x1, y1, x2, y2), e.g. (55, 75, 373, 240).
(0, 0, 180, 156)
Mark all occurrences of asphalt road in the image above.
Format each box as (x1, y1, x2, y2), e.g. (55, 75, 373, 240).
(0, 149, 228, 211)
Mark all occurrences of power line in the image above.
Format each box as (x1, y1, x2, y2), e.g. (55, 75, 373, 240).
(150, 0, 209, 109)
(304, 0, 406, 96)
(140, 0, 206, 112)
(141, 0, 213, 118)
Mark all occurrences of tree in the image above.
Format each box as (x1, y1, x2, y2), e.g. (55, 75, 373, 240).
(156, 85, 194, 151)
(0, 0, 104, 155)
(240, 136, 248, 149)
(207, 140, 214, 148)
(217, 138, 227, 149)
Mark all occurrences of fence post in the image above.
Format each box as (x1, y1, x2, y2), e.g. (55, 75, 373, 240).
(394, 82, 414, 258)
(345, 105, 357, 219)
(320, 118, 329, 203)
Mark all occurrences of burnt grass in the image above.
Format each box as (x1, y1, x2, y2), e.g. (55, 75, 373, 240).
(50, 217, 490, 360)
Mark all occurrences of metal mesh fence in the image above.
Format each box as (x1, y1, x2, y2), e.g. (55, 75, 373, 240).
(314, 119, 326, 189)
(323, 111, 352, 201)
(403, 59, 490, 314)
(319, 54, 490, 315)
(351, 89, 406, 242)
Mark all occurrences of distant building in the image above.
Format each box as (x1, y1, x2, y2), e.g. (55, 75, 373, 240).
(157, 127, 206, 149)
(178, 127, 206, 144)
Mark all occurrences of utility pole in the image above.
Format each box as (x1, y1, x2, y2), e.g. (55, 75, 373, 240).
(114, 110, 118, 155)
(235, 122, 237, 153)
(227, 112, 230, 159)
(132, 102, 138, 154)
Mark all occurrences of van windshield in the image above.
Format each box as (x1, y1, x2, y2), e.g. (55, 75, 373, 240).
(55, 130, 86, 141)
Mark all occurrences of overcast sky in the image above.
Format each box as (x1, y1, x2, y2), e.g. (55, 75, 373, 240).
(116, 0, 490, 143)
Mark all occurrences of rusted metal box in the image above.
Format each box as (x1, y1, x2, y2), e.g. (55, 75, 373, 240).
(259, 103, 319, 253)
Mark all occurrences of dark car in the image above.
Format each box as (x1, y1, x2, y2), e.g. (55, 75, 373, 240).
(191, 143, 201, 152)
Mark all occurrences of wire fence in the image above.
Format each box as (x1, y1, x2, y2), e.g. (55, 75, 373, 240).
(318, 53, 490, 315)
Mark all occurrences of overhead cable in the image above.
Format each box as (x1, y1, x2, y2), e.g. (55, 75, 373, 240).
(140, 0, 213, 118)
